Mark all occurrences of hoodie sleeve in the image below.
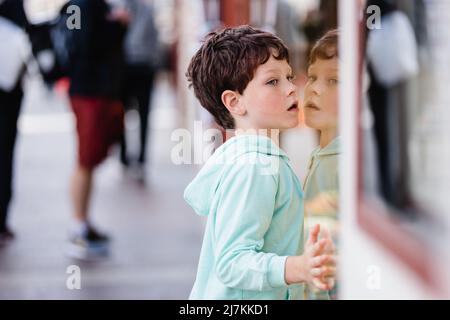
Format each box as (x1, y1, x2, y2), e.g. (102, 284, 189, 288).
(214, 155, 288, 291)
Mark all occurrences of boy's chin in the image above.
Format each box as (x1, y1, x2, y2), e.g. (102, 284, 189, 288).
(304, 118, 321, 130)
(247, 120, 299, 132)
(280, 119, 300, 130)
(266, 126, 298, 134)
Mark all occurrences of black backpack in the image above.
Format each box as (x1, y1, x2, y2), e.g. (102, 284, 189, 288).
(50, 2, 76, 75)
(27, 2, 75, 86)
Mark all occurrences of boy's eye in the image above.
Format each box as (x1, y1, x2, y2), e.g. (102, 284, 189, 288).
(287, 75, 296, 82)
(307, 76, 316, 82)
(328, 79, 339, 85)
(266, 79, 279, 86)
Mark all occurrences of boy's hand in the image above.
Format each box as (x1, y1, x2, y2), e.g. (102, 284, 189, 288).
(318, 227, 337, 289)
(285, 224, 336, 290)
(304, 224, 336, 291)
(305, 191, 339, 215)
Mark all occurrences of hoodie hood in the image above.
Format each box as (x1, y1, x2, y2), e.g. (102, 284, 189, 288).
(315, 136, 340, 157)
(184, 134, 289, 216)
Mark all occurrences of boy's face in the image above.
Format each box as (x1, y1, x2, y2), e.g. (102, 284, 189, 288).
(238, 55, 299, 130)
(303, 57, 339, 132)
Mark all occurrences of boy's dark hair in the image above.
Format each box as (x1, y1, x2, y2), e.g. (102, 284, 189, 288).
(186, 25, 290, 129)
(309, 29, 339, 65)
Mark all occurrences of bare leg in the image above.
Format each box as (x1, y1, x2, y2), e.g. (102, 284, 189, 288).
(70, 165, 93, 223)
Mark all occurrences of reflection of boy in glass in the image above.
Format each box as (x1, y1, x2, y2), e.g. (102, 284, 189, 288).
(302, 29, 340, 299)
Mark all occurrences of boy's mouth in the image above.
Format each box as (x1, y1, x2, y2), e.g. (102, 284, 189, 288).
(287, 102, 299, 112)
(304, 101, 320, 111)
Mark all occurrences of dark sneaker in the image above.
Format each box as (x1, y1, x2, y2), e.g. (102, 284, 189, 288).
(66, 227, 110, 260)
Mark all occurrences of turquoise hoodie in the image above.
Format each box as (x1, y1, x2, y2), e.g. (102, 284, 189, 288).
(303, 136, 340, 300)
(184, 134, 305, 300)
(303, 136, 340, 237)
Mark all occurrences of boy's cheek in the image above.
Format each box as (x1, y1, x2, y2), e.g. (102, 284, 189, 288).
(303, 86, 312, 99)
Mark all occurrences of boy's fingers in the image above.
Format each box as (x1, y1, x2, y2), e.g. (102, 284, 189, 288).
(312, 278, 331, 291)
(320, 228, 336, 253)
(311, 266, 336, 278)
(324, 277, 336, 290)
(310, 238, 328, 256)
(306, 224, 321, 246)
(310, 255, 336, 268)
(321, 278, 336, 290)
(310, 267, 322, 277)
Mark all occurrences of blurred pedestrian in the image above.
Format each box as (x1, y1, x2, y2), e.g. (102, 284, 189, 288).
(120, 0, 161, 183)
(0, 0, 31, 244)
(67, 0, 129, 259)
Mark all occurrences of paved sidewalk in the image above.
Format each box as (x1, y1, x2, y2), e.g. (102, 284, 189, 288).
(0, 77, 204, 299)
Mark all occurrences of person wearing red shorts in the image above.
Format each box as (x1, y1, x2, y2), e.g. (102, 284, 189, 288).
(67, 0, 129, 259)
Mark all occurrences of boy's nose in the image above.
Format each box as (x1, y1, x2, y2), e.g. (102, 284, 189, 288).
(309, 81, 322, 96)
(287, 81, 297, 97)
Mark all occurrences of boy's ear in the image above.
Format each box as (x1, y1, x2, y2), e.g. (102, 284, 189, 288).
(221, 90, 246, 116)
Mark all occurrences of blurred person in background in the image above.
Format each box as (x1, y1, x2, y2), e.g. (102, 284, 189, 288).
(120, 0, 161, 183)
(67, 0, 129, 259)
(301, 0, 338, 68)
(0, 0, 30, 244)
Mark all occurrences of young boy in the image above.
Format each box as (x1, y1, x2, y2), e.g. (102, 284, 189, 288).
(303, 29, 340, 299)
(184, 25, 336, 300)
